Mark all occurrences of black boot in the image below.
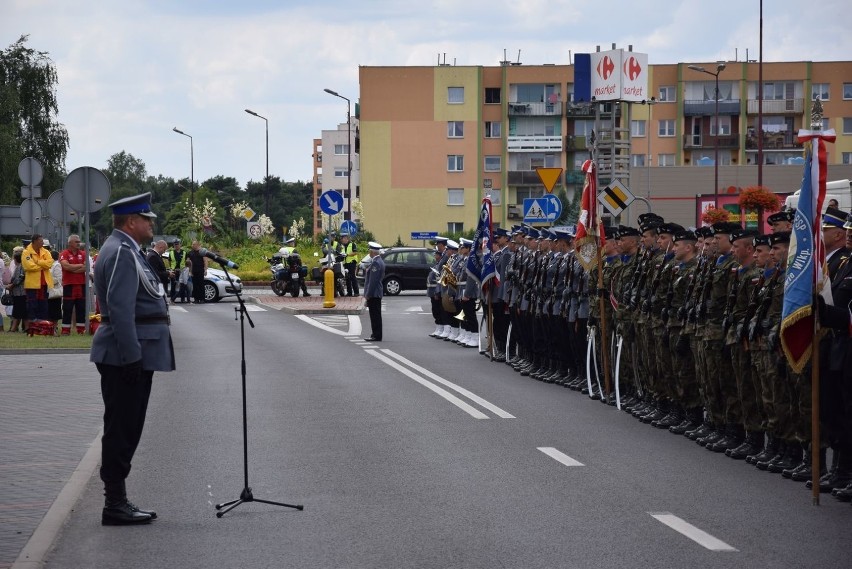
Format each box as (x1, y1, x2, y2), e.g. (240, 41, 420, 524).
(789, 444, 824, 481)
(767, 441, 800, 473)
(757, 440, 787, 471)
(708, 424, 744, 453)
(102, 481, 154, 526)
(670, 408, 702, 435)
(832, 481, 852, 502)
(685, 419, 713, 440)
(697, 425, 725, 447)
(782, 442, 808, 479)
(748, 434, 778, 465)
(653, 404, 683, 429)
(808, 449, 852, 492)
(727, 430, 763, 460)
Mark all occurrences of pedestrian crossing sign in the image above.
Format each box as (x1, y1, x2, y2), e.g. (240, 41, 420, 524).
(597, 179, 635, 217)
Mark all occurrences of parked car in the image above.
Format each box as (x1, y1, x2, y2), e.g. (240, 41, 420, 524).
(202, 267, 243, 302)
(355, 247, 432, 295)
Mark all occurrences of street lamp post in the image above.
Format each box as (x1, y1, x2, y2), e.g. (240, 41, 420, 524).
(244, 109, 270, 215)
(323, 88, 352, 222)
(172, 127, 194, 205)
(688, 63, 726, 208)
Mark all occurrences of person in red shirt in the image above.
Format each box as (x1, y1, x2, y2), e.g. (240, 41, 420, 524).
(59, 234, 88, 334)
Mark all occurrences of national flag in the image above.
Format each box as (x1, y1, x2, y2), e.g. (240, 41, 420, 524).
(575, 159, 602, 271)
(780, 127, 836, 372)
(466, 198, 497, 291)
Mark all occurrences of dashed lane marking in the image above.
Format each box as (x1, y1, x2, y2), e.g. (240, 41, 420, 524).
(649, 513, 738, 552)
(537, 447, 585, 467)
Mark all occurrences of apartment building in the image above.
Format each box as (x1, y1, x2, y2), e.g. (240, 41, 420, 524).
(357, 60, 852, 244)
(311, 118, 360, 237)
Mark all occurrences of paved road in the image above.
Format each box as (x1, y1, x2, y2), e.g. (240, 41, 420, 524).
(4, 295, 852, 568)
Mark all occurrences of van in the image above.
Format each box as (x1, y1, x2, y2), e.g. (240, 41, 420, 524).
(784, 179, 851, 212)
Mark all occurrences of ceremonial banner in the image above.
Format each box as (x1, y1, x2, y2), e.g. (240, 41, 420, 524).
(780, 128, 836, 372)
(466, 198, 497, 290)
(575, 159, 600, 271)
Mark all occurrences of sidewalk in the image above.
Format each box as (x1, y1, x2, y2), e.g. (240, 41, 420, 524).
(0, 354, 101, 569)
(250, 291, 364, 314)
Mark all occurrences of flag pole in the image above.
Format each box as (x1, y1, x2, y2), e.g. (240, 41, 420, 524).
(811, 296, 821, 505)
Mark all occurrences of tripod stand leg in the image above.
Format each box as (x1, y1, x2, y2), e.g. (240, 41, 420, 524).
(215, 499, 244, 518)
(253, 498, 304, 510)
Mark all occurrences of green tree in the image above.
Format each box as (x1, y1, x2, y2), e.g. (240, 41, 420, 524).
(0, 35, 69, 204)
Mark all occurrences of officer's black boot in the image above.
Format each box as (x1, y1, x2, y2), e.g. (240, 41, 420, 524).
(749, 433, 777, 465)
(102, 481, 154, 526)
(808, 447, 840, 490)
(709, 424, 744, 453)
(728, 430, 764, 460)
(812, 449, 852, 492)
(519, 354, 537, 376)
(685, 417, 713, 440)
(697, 423, 725, 447)
(532, 359, 552, 381)
(641, 399, 667, 424)
(670, 407, 701, 435)
(793, 445, 826, 482)
(767, 440, 800, 473)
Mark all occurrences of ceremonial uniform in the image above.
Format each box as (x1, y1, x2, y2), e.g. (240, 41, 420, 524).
(364, 242, 385, 341)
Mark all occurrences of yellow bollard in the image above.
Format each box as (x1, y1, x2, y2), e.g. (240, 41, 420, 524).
(322, 268, 336, 308)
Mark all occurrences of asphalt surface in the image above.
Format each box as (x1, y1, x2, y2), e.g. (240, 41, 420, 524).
(3, 293, 851, 568)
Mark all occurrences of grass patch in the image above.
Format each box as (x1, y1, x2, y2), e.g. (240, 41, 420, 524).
(0, 318, 93, 349)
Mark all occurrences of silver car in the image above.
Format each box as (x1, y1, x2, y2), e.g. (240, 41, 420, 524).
(202, 267, 242, 302)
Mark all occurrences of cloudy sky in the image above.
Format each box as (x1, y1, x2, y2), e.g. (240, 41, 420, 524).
(4, 0, 850, 189)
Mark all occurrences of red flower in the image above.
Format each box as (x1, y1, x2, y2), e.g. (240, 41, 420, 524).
(739, 186, 781, 213)
(701, 206, 731, 225)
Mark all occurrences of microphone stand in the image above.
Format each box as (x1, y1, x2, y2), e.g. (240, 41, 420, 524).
(214, 263, 303, 518)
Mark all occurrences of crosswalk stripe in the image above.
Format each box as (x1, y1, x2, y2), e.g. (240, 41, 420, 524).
(649, 513, 738, 552)
(537, 447, 584, 467)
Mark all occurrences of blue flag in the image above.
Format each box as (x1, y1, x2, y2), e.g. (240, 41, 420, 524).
(466, 198, 497, 291)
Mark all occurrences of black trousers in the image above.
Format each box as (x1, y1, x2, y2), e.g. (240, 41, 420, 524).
(344, 261, 359, 295)
(192, 272, 206, 303)
(97, 363, 154, 484)
(430, 295, 442, 325)
(461, 298, 478, 333)
(367, 297, 382, 340)
(492, 301, 509, 352)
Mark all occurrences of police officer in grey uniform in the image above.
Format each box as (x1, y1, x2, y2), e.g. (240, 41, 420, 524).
(90, 192, 175, 525)
(364, 241, 385, 341)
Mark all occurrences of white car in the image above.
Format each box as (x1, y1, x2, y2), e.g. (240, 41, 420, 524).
(202, 267, 242, 302)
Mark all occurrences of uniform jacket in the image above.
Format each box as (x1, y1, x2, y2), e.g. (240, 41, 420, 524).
(22, 244, 53, 289)
(147, 250, 171, 287)
(364, 254, 385, 299)
(90, 229, 175, 371)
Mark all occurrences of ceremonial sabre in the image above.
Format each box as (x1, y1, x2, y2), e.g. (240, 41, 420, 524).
(614, 335, 624, 409)
(586, 325, 596, 396)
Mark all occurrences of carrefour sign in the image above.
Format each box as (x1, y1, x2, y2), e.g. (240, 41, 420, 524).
(589, 49, 648, 102)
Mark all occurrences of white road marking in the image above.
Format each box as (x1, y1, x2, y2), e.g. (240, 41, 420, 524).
(295, 314, 362, 336)
(405, 306, 422, 312)
(244, 305, 266, 312)
(381, 350, 515, 419)
(171, 306, 188, 312)
(366, 350, 489, 419)
(537, 447, 585, 467)
(649, 513, 738, 552)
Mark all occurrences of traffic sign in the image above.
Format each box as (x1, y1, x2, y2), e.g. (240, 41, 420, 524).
(318, 190, 344, 215)
(247, 221, 262, 238)
(20, 198, 42, 227)
(523, 196, 563, 223)
(340, 220, 358, 235)
(411, 231, 438, 241)
(242, 207, 256, 221)
(62, 166, 111, 212)
(597, 179, 635, 217)
(535, 167, 563, 193)
(18, 157, 43, 187)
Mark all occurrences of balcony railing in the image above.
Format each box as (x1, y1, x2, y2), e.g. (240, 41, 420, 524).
(683, 133, 740, 149)
(745, 132, 804, 150)
(508, 170, 562, 186)
(507, 101, 563, 116)
(565, 135, 588, 151)
(683, 99, 741, 116)
(565, 102, 620, 117)
(746, 98, 804, 114)
(507, 135, 563, 152)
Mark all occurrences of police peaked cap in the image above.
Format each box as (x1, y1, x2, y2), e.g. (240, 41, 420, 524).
(554, 229, 573, 241)
(753, 234, 771, 247)
(494, 227, 510, 238)
(730, 228, 759, 243)
(767, 209, 795, 224)
(657, 222, 684, 235)
(108, 192, 157, 218)
(711, 221, 742, 235)
(822, 206, 848, 229)
(673, 229, 698, 242)
(768, 231, 791, 245)
(526, 228, 540, 239)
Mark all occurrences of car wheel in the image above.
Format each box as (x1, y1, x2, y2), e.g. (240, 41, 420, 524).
(383, 277, 402, 296)
(203, 281, 221, 303)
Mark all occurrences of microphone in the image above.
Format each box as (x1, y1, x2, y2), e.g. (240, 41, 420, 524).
(199, 248, 239, 269)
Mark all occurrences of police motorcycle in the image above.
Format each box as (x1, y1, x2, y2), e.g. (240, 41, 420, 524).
(267, 246, 308, 297)
(319, 252, 347, 297)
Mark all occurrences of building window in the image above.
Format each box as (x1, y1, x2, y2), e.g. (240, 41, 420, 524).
(484, 156, 502, 172)
(843, 152, 852, 165)
(812, 83, 830, 101)
(334, 144, 349, 155)
(486, 189, 502, 206)
(447, 155, 464, 172)
(334, 168, 348, 177)
(631, 120, 646, 137)
(822, 118, 831, 131)
(485, 121, 502, 138)
(843, 117, 852, 134)
(631, 154, 646, 167)
(844, 83, 852, 100)
(448, 86, 464, 104)
(448, 188, 464, 206)
(317, 175, 322, 185)
(447, 121, 464, 138)
(447, 222, 464, 233)
(658, 154, 675, 167)
(485, 87, 501, 104)
(659, 86, 676, 102)
(658, 119, 675, 137)
(711, 116, 731, 135)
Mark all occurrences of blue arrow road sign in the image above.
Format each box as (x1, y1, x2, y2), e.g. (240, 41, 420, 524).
(523, 196, 562, 223)
(545, 195, 562, 220)
(319, 190, 344, 215)
(340, 220, 358, 235)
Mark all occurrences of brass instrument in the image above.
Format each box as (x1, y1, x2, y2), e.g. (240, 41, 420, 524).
(440, 257, 461, 313)
(439, 262, 458, 290)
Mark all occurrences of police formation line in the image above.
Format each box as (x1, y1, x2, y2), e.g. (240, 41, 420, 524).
(425, 207, 852, 503)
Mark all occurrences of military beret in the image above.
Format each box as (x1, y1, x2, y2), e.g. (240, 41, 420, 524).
(601, 225, 617, 238)
(657, 222, 684, 235)
(753, 234, 771, 247)
(822, 206, 848, 229)
(617, 225, 641, 237)
(767, 209, 795, 224)
(711, 221, 742, 235)
(730, 228, 759, 243)
(694, 226, 714, 239)
(637, 213, 664, 224)
(769, 231, 791, 245)
(673, 229, 697, 242)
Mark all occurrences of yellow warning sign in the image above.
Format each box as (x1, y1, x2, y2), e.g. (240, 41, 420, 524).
(535, 167, 563, 193)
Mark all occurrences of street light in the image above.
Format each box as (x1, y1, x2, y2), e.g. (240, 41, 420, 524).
(244, 109, 270, 215)
(323, 88, 352, 222)
(688, 63, 726, 208)
(172, 127, 194, 205)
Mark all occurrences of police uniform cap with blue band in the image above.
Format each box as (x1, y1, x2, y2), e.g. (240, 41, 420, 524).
(108, 192, 157, 218)
(446, 239, 459, 250)
(822, 206, 847, 229)
(459, 238, 473, 248)
(494, 227, 509, 238)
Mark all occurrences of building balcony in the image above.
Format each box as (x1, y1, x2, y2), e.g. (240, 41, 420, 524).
(565, 102, 620, 118)
(683, 99, 741, 116)
(508, 170, 563, 186)
(746, 98, 804, 115)
(508, 101, 563, 116)
(565, 135, 589, 151)
(745, 131, 804, 150)
(565, 169, 585, 185)
(507, 135, 563, 152)
(683, 132, 740, 149)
